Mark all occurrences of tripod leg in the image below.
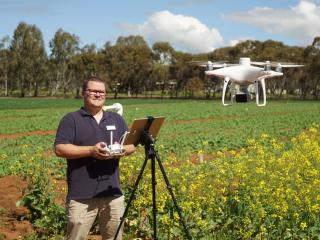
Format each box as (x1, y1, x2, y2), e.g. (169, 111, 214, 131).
(151, 155, 157, 239)
(113, 154, 150, 240)
(155, 152, 193, 240)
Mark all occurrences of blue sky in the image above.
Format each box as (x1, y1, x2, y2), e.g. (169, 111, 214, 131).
(1, 0, 320, 54)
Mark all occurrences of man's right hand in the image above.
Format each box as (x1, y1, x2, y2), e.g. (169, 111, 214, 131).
(91, 142, 124, 160)
(91, 142, 111, 160)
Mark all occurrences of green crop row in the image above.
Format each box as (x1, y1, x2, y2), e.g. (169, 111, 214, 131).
(1, 99, 320, 154)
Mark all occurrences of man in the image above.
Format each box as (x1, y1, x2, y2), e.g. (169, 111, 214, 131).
(54, 77, 135, 240)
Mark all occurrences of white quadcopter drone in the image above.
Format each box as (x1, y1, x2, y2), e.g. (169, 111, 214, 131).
(201, 57, 303, 107)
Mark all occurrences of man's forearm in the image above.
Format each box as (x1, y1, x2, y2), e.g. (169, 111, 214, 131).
(55, 144, 93, 159)
(55, 142, 136, 160)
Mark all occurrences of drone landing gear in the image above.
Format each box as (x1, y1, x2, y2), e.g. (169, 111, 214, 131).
(222, 77, 232, 106)
(255, 78, 266, 107)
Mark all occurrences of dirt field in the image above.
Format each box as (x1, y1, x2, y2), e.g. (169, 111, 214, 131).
(0, 175, 33, 239)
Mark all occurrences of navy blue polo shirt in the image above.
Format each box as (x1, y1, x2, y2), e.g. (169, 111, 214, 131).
(54, 107, 128, 200)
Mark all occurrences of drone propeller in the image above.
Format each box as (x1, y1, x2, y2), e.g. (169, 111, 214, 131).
(190, 60, 224, 67)
(251, 61, 269, 66)
(251, 61, 304, 72)
(275, 63, 304, 68)
(272, 62, 304, 73)
(190, 60, 230, 70)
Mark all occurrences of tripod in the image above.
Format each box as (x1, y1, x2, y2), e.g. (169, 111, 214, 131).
(114, 118, 192, 240)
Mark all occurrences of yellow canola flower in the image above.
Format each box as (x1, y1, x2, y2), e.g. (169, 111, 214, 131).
(311, 204, 320, 213)
(309, 127, 318, 134)
(234, 195, 240, 202)
(202, 140, 208, 146)
(300, 222, 307, 230)
(243, 216, 252, 225)
(216, 151, 223, 157)
(229, 150, 236, 156)
(158, 144, 165, 150)
(197, 149, 204, 154)
(246, 138, 255, 145)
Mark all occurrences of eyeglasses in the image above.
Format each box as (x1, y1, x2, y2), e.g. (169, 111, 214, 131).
(85, 89, 106, 96)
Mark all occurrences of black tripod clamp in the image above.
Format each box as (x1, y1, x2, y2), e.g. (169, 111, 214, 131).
(139, 116, 156, 148)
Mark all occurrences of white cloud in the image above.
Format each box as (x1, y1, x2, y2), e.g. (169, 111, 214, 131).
(120, 10, 223, 53)
(226, 0, 320, 46)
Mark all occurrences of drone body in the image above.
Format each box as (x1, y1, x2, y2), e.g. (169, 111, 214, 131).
(203, 57, 302, 107)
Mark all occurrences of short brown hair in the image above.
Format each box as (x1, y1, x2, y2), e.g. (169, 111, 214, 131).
(82, 77, 106, 92)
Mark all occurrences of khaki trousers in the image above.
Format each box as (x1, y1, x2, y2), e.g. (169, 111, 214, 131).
(66, 195, 124, 240)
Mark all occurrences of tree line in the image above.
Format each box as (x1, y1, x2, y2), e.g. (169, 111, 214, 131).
(0, 22, 319, 99)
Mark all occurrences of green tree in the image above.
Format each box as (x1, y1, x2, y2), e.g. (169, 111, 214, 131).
(302, 37, 320, 99)
(104, 35, 153, 98)
(152, 42, 174, 65)
(49, 28, 79, 96)
(10, 22, 47, 97)
(151, 42, 175, 98)
(170, 51, 193, 97)
(150, 63, 169, 98)
(185, 76, 204, 98)
(0, 35, 10, 96)
(69, 44, 105, 98)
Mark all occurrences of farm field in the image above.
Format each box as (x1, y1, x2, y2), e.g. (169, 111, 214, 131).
(0, 98, 320, 239)
(1, 98, 320, 152)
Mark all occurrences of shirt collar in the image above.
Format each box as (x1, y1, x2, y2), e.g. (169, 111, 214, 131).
(79, 107, 111, 120)
(79, 107, 91, 116)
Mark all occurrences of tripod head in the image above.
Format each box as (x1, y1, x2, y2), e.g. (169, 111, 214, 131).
(139, 116, 156, 147)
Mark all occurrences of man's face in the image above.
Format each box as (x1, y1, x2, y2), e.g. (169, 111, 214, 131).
(83, 81, 106, 109)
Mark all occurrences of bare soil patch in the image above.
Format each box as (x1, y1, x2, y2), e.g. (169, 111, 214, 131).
(0, 175, 33, 239)
(0, 176, 103, 239)
(0, 130, 56, 141)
